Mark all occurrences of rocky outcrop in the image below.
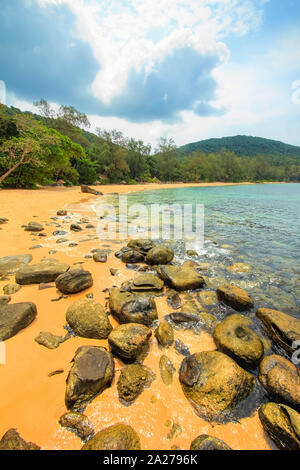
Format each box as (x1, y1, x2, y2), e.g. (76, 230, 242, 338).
(156, 265, 205, 291)
(59, 412, 94, 441)
(55, 269, 93, 294)
(108, 323, 152, 363)
(131, 273, 164, 292)
(216, 284, 254, 311)
(179, 351, 255, 420)
(16, 259, 69, 285)
(190, 435, 231, 450)
(159, 355, 175, 386)
(0, 302, 37, 341)
(258, 403, 300, 450)
(34, 331, 65, 349)
(117, 364, 155, 403)
(65, 346, 114, 410)
(155, 321, 174, 347)
(81, 185, 103, 196)
(259, 355, 300, 409)
(81, 424, 141, 450)
(213, 314, 264, 368)
(146, 245, 174, 265)
(0, 254, 32, 275)
(256, 308, 300, 354)
(109, 288, 158, 326)
(0, 429, 40, 450)
(66, 299, 112, 339)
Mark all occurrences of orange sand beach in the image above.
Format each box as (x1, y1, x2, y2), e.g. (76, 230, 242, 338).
(0, 182, 272, 450)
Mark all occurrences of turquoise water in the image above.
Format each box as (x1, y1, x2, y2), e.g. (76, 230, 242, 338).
(125, 183, 300, 318)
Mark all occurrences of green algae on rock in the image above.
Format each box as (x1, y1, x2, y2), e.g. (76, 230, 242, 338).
(117, 364, 155, 403)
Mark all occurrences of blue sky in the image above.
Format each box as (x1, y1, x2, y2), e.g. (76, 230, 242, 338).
(0, 0, 299, 146)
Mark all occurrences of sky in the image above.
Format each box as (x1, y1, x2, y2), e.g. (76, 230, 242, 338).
(0, 0, 299, 147)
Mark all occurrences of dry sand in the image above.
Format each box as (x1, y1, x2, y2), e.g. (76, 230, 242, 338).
(0, 183, 271, 450)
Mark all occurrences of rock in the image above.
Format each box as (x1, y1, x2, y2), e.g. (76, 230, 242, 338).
(131, 273, 164, 292)
(146, 245, 174, 265)
(121, 250, 145, 264)
(24, 221, 44, 232)
(117, 364, 155, 403)
(3, 283, 21, 295)
(127, 239, 155, 254)
(187, 250, 198, 257)
(34, 331, 65, 349)
(110, 268, 120, 276)
(169, 312, 201, 324)
(65, 346, 114, 410)
(0, 254, 32, 275)
(81, 185, 103, 196)
(59, 412, 94, 441)
(109, 289, 158, 326)
(93, 252, 107, 263)
(55, 269, 93, 294)
(167, 292, 181, 309)
(57, 210, 67, 216)
(256, 308, 300, 354)
(190, 435, 231, 450)
(0, 429, 40, 450)
(0, 295, 11, 306)
(258, 403, 300, 450)
(213, 314, 264, 368)
(70, 223, 82, 232)
(66, 299, 112, 339)
(159, 355, 175, 385)
(157, 265, 205, 291)
(197, 291, 217, 306)
(216, 284, 254, 311)
(155, 321, 174, 347)
(174, 339, 191, 356)
(0, 302, 37, 341)
(0, 218, 8, 225)
(179, 351, 255, 420)
(108, 323, 152, 363)
(115, 247, 132, 259)
(259, 355, 300, 409)
(227, 263, 251, 274)
(16, 259, 70, 285)
(81, 424, 141, 450)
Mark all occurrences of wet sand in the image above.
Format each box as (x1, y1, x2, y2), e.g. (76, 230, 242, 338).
(0, 183, 272, 450)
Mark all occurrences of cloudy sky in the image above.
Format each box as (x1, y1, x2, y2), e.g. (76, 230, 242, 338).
(1, 0, 300, 147)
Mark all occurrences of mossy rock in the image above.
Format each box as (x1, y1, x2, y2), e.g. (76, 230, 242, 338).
(117, 364, 155, 403)
(190, 434, 231, 450)
(256, 308, 300, 354)
(258, 402, 300, 450)
(66, 298, 112, 339)
(216, 284, 254, 311)
(157, 265, 205, 291)
(155, 321, 174, 347)
(146, 245, 174, 265)
(81, 424, 141, 450)
(108, 323, 152, 363)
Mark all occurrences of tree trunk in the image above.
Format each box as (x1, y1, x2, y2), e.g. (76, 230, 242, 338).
(0, 162, 22, 184)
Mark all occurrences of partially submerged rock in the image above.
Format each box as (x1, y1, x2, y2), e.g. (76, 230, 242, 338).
(34, 331, 65, 349)
(155, 321, 174, 347)
(117, 364, 155, 403)
(258, 403, 300, 450)
(81, 423, 141, 450)
(0, 428, 40, 450)
(159, 355, 175, 386)
(65, 346, 114, 410)
(216, 284, 254, 311)
(109, 288, 158, 326)
(16, 259, 70, 285)
(56, 269, 93, 294)
(0, 254, 32, 275)
(256, 308, 300, 354)
(59, 412, 94, 441)
(179, 351, 255, 420)
(146, 245, 174, 265)
(190, 434, 231, 450)
(66, 299, 112, 339)
(157, 265, 205, 291)
(108, 323, 152, 363)
(259, 355, 300, 409)
(0, 302, 37, 341)
(213, 314, 264, 368)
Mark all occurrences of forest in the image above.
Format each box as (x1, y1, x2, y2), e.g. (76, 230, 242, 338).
(1, 100, 300, 188)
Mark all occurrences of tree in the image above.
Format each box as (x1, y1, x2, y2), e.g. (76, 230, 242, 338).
(58, 105, 90, 128)
(95, 129, 129, 181)
(126, 138, 151, 180)
(33, 99, 56, 118)
(155, 137, 180, 181)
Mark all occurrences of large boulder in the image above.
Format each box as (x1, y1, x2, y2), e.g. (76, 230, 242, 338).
(59, 412, 94, 441)
(0, 302, 37, 341)
(190, 435, 231, 450)
(81, 424, 141, 450)
(66, 299, 112, 339)
(131, 273, 164, 292)
(0, 254, 32, 276)
(258, 403, 300, 450)
(109, 288, 158, 326)
(156, 265, 205, 291)
(0, 429, 40, 450)
(216, 284, 254, 311)
(117, 364, 155, 403)
(56, 269, 93, 294)
(259, 355, 300, 409)
(146, 245, 174, 265)
(213, 314, 264, 368)
(108, 323, 152, 363)
(256, 308, 300, 354)
(16, 259, 70, 285)
(127, 239, 155, 255)
(65, 346, 114, 410)
(179, 351, 255, 420)
(155, 321, 174, 347)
